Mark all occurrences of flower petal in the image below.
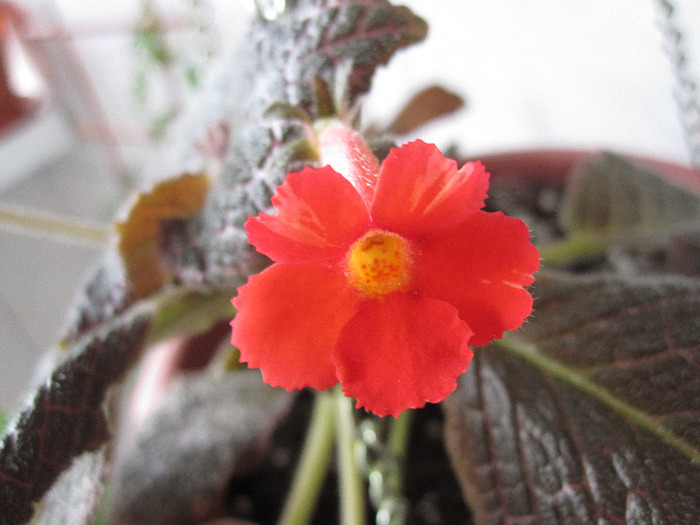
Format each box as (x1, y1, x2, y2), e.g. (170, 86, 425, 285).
(414, 211, 540, 346)
(333, 294, 474, 417)
(370, 141, 490, 237)
(246, 166, 370, 264)
(231, 263, 361, 390)
(317, 121, 381, 204)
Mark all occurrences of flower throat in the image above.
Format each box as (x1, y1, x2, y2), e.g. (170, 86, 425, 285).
(346, 230, 413, 297)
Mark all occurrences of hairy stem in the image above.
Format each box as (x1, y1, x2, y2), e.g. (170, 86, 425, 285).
(278, 391, 337, 525)
(388, 410, 412, 460)
(336, 391, 366, 525)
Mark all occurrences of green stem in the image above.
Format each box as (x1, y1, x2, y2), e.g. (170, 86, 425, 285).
(386, 409, 412, 498)
(388, 410, 412, 460)
(278, 391, 337, 525)
(336, 390, 366, 525)
(380, 410, 413, 525)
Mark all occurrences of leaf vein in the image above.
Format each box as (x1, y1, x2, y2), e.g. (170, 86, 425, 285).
(497, 336, 700, 465)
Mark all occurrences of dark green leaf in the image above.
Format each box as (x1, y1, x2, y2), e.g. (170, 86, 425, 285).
(0, 313, 152, 525)
(444, 271, 700, 524)
(558, 152, 700, 242)
(32, 451, 106, 525)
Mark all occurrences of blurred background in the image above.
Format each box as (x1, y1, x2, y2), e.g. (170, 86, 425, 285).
(1, 0, 699, 413)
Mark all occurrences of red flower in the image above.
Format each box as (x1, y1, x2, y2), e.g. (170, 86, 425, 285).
(231, 123, 539, 417)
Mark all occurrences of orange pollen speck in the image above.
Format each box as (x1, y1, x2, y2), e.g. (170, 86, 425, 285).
(346, 229, 413, 297)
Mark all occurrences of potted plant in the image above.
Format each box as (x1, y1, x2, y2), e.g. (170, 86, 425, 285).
(0, 1, 698, 524)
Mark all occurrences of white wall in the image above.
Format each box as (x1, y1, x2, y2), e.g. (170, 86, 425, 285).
(366, 0, 700, 164)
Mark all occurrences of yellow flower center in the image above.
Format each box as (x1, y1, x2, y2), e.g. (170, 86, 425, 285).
(346, 229, 413, 297)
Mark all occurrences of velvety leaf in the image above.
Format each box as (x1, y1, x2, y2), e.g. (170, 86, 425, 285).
(159, 0, 428, 289)
(668, 231, 700, 276)
(108, 370, 294, 525)
(241, 0, 428, 118)
(60, 254, 134, 346)
(558, 152, 700, 242)
(115, 172, 210, 298)
(0, 313, 152, 525)
(32, 451, 106, 525)
(444, 271, 700, 524)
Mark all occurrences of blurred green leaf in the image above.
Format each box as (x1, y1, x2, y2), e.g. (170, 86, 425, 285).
(184, 65, 199, 89)
(133, 69, 148, 105)
(541, 153, 700, 266)
(148, 108, 179, 139)
(559, 152, 700, 243)
(133, 2, 172, 67)
(148, 288, 236, 345)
